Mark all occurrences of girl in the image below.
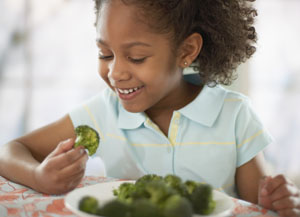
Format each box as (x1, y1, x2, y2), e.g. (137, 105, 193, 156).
(1, 0, 300, 216)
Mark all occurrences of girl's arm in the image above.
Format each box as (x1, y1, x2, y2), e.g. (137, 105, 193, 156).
(235, 152, 268, 203)
(0, 115, 88, 194)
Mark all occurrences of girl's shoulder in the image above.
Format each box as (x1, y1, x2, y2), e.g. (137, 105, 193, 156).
(216, 85, 249, 102)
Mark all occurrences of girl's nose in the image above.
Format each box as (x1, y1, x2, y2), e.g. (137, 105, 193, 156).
(108, 58, 131, 85)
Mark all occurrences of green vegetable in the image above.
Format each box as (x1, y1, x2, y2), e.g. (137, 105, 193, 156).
(113, 182, 137, 204)
(143, 180, 175, 205)
(190, 184, 216, 215)
(78, 196, 98, 214)
(78, 174, 216, 217)
(163, 194, 193, 217)
(97, 200, 131, 217)
(135, 174, 163, 185)
(74, 125, 99, 156)
(131, 199, 162, 217)
(164, 174, 188, 197)
(184, 180, 200, 195)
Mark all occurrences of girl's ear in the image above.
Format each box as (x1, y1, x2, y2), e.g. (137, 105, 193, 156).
(177, 33, 203, 68)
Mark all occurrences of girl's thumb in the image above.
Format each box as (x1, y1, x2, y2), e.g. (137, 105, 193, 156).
(48, 138, 74, 158)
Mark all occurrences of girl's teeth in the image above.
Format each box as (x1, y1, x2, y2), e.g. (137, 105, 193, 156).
(119, 86, 141, 95)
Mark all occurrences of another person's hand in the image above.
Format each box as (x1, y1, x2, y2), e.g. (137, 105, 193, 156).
(33, 138, 88, 195)
(259, 175, 300, 216)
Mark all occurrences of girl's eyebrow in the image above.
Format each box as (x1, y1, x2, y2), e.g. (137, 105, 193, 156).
(96, 39, 109, 47)
(96, 39, 152, 49)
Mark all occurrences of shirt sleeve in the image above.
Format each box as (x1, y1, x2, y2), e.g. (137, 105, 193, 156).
(235, 99, 274, 167)
(69, 94, 101, 130)
(68, 88, 113, 141)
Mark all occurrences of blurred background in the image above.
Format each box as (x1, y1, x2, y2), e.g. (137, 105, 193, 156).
(0, 0, 299, 183)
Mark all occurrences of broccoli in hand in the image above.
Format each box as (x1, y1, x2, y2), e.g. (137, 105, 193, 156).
(74, 125, 99, 156)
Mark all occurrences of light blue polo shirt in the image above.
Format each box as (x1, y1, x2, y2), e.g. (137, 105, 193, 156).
(69, 85, 273, 197)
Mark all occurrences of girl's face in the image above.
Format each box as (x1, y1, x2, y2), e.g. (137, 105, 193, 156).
(96, 0, 186, 113)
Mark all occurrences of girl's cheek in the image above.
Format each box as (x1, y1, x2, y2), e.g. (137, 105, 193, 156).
(98, 66, 111, 87)
(98, 63, 108, 78)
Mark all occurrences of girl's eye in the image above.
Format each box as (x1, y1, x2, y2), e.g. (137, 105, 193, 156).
(128, 57, 147, 64)
(98, 54, 113, 60)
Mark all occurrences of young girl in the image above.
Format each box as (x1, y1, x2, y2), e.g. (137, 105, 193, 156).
(1, 0, 300, 216)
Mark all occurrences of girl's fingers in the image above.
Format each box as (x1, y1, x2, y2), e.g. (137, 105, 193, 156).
(67, 171, 86, 189)
(59, 152, 88, 178)
(265, 175, 290, 195)
(270, 184, 300, 202)
(278, 208, 300, 217)
(49, 146, 86, 170)
(61, 159, 87, 192)
(272, 196, 300, 210)
(258, 176, 273, 209)
(47, 138, 75, 159)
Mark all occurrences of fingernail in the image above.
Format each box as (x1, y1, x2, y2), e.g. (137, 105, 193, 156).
(80, 148, 85, 155)
(261, 187, 268, 196)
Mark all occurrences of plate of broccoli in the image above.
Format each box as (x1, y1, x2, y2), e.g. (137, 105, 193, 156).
(64, 174, 234, 217)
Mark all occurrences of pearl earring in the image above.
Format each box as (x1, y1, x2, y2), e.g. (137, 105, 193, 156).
(184, 61, 188, 66)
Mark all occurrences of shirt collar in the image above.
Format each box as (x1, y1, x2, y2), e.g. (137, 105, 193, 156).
(117, 102, 147, 129)
(178, 85, 227, 127)
(117, 85, 227, 129)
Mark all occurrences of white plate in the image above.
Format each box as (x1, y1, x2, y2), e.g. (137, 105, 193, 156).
(64, 181, 234, 217)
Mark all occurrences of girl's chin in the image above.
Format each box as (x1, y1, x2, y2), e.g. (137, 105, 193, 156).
(121, 103, 145, 113)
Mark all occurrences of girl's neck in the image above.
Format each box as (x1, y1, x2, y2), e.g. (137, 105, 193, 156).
(145, 81, 202, 127)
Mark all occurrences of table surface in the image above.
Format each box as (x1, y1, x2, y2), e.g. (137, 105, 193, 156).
(0, 175, 278, 217)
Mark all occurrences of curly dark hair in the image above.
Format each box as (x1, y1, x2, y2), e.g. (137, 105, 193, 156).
(94, 0, 257, 86)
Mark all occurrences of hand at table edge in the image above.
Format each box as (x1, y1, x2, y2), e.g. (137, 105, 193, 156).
(258, 174, 300, 217)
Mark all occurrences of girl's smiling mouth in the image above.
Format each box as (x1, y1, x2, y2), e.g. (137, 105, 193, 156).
(116, 85, 144, 100)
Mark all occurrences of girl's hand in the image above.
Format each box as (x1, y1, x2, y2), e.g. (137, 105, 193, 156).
(259, 175, 300, 216)
(33, 138, 88, 195)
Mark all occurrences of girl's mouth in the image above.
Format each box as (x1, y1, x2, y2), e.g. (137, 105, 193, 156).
(116, 85, 144, 100)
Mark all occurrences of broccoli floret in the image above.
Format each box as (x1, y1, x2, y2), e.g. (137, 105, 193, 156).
(97, 199, 131, 217)
(163, 194, 193, 217)
(74, 125, 99, 156)
(131, 199, 162, 217)
(144, 180, 175, 206)
(113, 182, 137, 204)
(190, 184, 216, 215)
(163, 174, 188, 197)
(135, 174, 163, 186)
(78, 196, 99, 214)
(184, 180, 200, 195)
